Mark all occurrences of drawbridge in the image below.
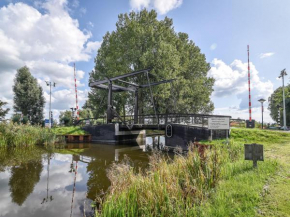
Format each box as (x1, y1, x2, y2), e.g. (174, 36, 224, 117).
(80, 68, 231, 149)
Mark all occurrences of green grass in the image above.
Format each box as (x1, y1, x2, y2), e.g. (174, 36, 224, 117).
(52, 126, 89, 135)
(256, 138, 290, 216)
(95, 128, 290, 217)
(230, 128, 290, 144)
(196, 155, 278, 216)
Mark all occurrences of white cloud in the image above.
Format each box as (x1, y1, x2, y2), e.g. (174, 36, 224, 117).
(213, 106, 273, 123)
(26, 61, 85, 89)
(130, 0, 150, 11)
(259, 52, 275, 59)
(130, 0, 182, 15)
(43, 88, 88, 120)
(0, 1, 101, 119)
(84, 41, 102, 54)
(210, 43, 217, 50)
(153, 0, 182, 15)
(208, 59, 273, 110)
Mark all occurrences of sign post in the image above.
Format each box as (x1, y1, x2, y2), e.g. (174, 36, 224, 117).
(45, 119, 51, 128)
(244, 143, 264, 168)
(208, 117, 230, 140)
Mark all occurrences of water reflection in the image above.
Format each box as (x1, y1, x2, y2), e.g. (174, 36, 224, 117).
(0, 135, 164, 217)
(9, 160, 43, 205)
(41, 153, 53, 205)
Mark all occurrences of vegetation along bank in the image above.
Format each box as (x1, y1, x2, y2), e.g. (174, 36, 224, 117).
(95, 128, 290, 217)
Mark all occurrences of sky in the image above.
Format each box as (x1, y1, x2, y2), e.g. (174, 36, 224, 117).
(0, 0, 290, 123)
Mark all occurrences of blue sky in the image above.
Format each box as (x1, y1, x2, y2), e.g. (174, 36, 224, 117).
(0, 0, 289, 122)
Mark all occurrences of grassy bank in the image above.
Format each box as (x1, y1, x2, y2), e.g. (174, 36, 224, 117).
(0, 123, 57, 147)
(95, 128, 290, 216)
(230, 128, 290, 216)
(52, 126, 89, 135)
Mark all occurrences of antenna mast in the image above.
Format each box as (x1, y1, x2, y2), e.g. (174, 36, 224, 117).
(247, 45, 252, 121)
(74, 63, 79, 120)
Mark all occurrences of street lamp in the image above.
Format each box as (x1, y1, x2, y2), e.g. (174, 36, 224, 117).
(45, 81, 56, 128)
(278, 69, 287, 130)
(258, 98, 266, 129)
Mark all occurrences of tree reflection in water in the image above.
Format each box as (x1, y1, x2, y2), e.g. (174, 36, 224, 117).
(0, 147, 45, 206)
(9, 160, 43, 205)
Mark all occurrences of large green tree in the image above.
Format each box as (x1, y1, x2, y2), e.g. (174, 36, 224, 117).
(268, 84, 290, 125)
(0, 100, 10, 120)
(13, 66, 45, 125)
(59, 110, 73, 126)
(87, 10, 214, 118)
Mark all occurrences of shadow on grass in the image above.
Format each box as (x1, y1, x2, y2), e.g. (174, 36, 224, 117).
(223, 161, 257, 180)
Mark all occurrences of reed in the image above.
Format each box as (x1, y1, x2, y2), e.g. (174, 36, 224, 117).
(0, 122, 58, 147)
(95, 141, 242, 217)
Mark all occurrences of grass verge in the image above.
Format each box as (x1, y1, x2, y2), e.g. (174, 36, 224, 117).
(52, 126, 89, 135)
(95, 128, 290, 217)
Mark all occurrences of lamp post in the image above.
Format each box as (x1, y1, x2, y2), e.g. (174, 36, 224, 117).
(45, 81, 56, 128)
(279, 69, 287, 130)
(258, 98, 266, 129)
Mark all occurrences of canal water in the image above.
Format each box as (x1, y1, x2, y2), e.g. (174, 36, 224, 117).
(0, 136, 165, 217)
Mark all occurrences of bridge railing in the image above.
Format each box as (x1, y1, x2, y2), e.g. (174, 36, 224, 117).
(75, 113, 236, 127)
(118, 113, 231, 127)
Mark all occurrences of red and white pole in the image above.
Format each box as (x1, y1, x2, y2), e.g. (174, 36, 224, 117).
(74, 63, 79, 120)
(70, 160, 78, 217)
(247, 45, 252, 121)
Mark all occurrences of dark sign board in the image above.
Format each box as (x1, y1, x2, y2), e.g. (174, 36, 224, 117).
(244, 143, 264, 167)
(246, 120, 255, 128)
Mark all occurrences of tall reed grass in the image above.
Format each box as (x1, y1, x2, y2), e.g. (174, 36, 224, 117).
(95, 141, 242, 217)
(0, 122, 59, 147)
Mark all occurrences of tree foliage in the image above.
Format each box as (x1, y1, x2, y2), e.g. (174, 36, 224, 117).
(0, 100, 9, 120)
(268, 84, 290, 125)
(87, 10, 214, 117)
(59, 110, 73, 126)
(13, 66, 45, 125)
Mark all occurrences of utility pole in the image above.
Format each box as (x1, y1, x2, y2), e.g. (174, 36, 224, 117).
(279, 69, 287, 130)
(258, 98, 266, 129)
(45, 81, 56, 128)
(70, 107, 76, 124)
(247, 45, 252, 122)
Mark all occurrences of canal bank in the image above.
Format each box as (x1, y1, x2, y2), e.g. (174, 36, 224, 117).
(1, 128, 289, 216)
(0, 133, 164, 217)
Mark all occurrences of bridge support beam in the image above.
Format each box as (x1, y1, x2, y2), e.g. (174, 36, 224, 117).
(107, 81, 113, 123)
(134, 89, 139, 124)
